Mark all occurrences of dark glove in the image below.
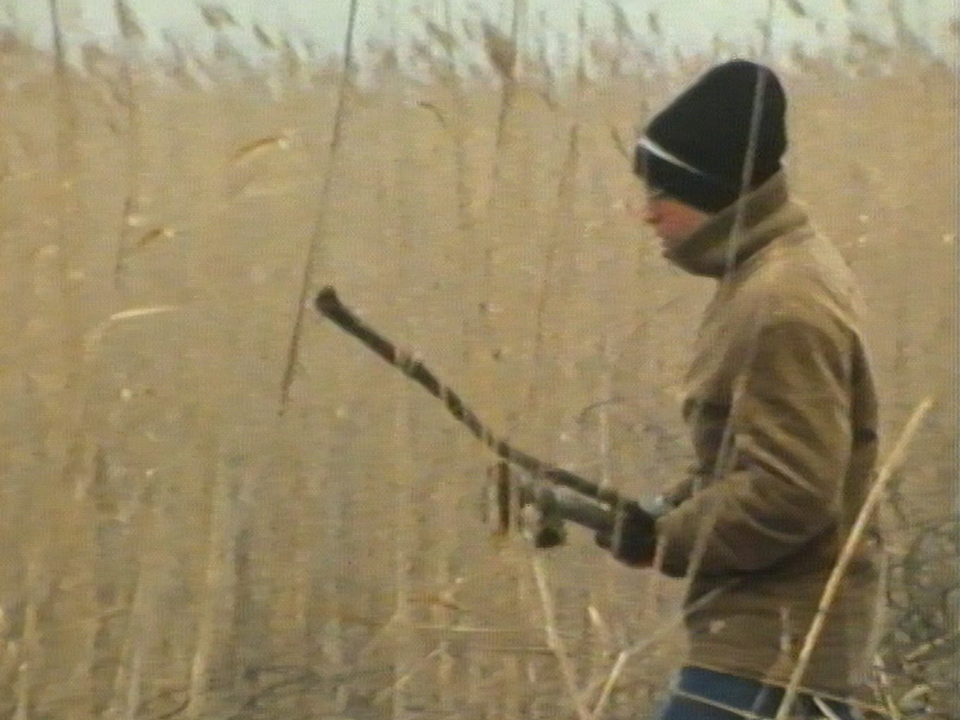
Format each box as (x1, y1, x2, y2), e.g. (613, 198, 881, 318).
(595, 500, 657, 567)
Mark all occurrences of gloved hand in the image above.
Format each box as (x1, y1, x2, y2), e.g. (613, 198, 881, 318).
(595, 500, 657, 567)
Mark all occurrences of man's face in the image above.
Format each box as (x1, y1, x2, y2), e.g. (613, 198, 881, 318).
(640, 187, 714, 252)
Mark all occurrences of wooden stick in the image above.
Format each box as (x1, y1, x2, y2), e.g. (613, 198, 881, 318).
(315, 287, 623, 506)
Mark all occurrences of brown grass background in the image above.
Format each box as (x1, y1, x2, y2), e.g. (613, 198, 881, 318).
(0, 5, 956, 719)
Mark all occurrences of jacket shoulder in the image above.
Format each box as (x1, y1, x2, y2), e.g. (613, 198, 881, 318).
(736, 229, 863, 333)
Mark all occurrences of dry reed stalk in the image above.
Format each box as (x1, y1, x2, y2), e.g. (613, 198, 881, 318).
(372, 49, 425, 671)
(477, 2, 523, 313)
(98, 620, 139, 716)
(35, 10, 102, 714)
(784, 0, 809, 18)
(12, 551, 43, 720)
(44, 0, 82, 375)
(607, 1, 635, 78)
(523, 123, 580, 426)
(436, 643, 456, 713)
(112, 0, 146, 285)
(257, 445, 310, 676)
(773, 396, 935, 720)
(466, 649, 483, 707)
(48, 0, 78, 179)
(903, 629, 960, 663)
(872, 654, 904, 720)
(513, 556, 534, 714)
(584, 515, 618, 690)
(65, 314, 171, 720)
(160, 31, 199, 90)
(502, 654, 522, 720)
(198, 3, 237, 30)
(82, 306, 179, 363)
(428, 388, 458, 705)
(576, 1, 588, 90)
(650, 0, 779, 596)
(232, 475, 268, 704)
(374, 648, 442, 706)
(581, 600, 615, 707)
(279, 35, 302, 82)
(424, 5, 465, 684)
(317, 445, 346, 689)
(107, 575, 149, 720)
(278, 0, 360, 413)
(355, 49, 421, 717)
(181, 37, 219, 84)
(595, 338, 617, 495)
(530, 556, 592, 720)
(252, 23, 276, 51)
(529, 11, 557, 108)
(412, 621, 572, 639)
(492, 105, 578, 700)
(859, 530, 891, 697)
(286, 461, 312, 667)
(32, 483, 98, 719)
(725, 0, 777, 274)
(510, 129, 583, 719)
(186, 438, 238, 718)
(71, 297, 175, 709)
(101, 470, 154, 720)
(212, 35, 255, 79)
(391, 397, 418, 720)
(425, 19, 457, 59)
(888, 0, 933, 57)
(588, 584, 731, 720)
(423, 0, 479, 369)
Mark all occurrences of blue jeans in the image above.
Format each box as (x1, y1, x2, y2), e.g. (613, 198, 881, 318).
(657, 667, 860, 720)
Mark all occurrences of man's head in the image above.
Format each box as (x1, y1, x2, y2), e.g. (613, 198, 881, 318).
(633, 60, 788, 243)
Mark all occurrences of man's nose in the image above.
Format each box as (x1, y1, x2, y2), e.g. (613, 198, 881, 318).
(641, 204, 659, 225)
(626, 200, 657, 224)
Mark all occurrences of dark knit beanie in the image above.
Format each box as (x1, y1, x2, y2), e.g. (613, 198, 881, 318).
(634, 60, 787, 213)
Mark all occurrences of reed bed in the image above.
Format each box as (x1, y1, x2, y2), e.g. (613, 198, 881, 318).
(0, 2, 955, 719)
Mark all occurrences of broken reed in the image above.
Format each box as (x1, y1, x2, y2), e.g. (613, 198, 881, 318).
(774, 397, 935, 720)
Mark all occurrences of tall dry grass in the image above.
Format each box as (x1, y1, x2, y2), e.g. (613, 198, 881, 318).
(0, 3, 955, 719)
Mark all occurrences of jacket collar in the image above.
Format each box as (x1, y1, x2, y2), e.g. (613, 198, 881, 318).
(663, 173, 809, 278)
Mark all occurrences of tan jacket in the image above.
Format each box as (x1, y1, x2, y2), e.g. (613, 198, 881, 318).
(654, 174, 881, 700)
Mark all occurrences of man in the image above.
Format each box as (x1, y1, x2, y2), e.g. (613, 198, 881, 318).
(595, 60, 881, 719)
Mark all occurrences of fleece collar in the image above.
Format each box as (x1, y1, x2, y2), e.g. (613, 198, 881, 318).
(663, 173, 809, 278)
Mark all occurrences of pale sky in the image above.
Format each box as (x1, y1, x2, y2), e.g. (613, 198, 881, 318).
(6, 0, 956, 68)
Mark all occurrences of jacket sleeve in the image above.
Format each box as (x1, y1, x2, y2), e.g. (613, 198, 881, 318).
(655, 319, 854, 578)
